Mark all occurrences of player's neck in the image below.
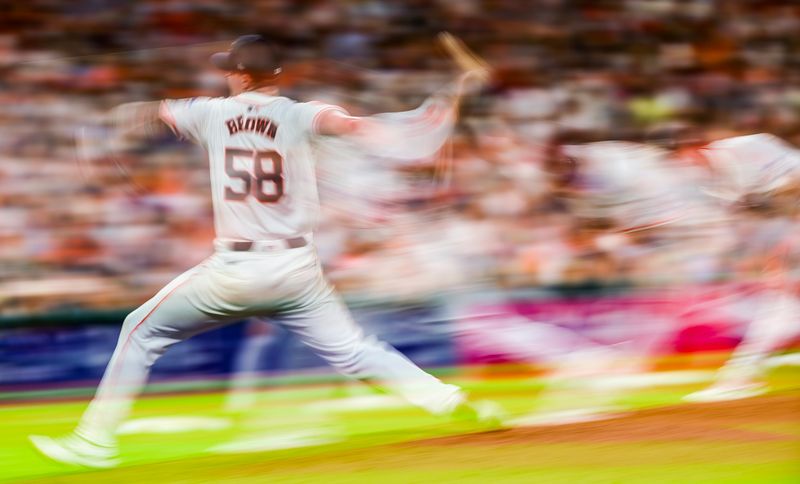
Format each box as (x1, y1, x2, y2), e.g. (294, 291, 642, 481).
(247, 85, 279, 97)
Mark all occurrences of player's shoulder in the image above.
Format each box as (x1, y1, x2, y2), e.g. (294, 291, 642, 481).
(223, 93, 305, 115)
(284, 99, 345, 118)
(231, 93, 343, 112)
(301, 100, 334, 108)
(162, 96, 226, 118)
(169, 96, 224, 107)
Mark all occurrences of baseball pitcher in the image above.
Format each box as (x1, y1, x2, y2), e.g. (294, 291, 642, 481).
(30, 34, 499, 468)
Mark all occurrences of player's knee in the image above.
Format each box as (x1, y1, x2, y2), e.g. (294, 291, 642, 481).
(120, 310, 145, 335)
(127, 328, 172, 366)
(122, 311, 136, 326)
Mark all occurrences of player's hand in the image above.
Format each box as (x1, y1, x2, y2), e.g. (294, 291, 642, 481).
(438, 32, 492, 89)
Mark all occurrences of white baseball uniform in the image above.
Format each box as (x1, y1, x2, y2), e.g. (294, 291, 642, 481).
(563, 141, 725, 233)
(75, 91, 464, 447)
(694, 133, 800, 388)
(563, 141, 732, 287)
(701, 133, 800, 201)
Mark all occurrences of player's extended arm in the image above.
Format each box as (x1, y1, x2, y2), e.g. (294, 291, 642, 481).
(313, 69, 487, 169)
(78, 101, 169, 161)
(108, 101, 171, 145)
(76, 102, 178, 189)
(76, 101, 170, 182)
(316, 32, 489, 140)
(315, 110, 363, 137)
(314, 70, 481, 138)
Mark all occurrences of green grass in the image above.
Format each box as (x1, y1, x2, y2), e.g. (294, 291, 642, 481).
(2, 364, 799, 483)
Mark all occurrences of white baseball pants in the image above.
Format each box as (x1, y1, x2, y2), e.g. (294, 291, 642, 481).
(76, 245, 464, 446)
(716, 289, 800, 383)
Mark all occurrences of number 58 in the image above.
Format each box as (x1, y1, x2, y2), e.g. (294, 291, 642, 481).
(223, 148, 284, 203)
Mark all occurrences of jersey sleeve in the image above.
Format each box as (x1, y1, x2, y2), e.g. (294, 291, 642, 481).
(289, 101, 348, 136)
(159, 97, 213, 144)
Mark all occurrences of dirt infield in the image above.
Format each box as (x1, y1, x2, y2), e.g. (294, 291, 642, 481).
(416, 392, 800, 447)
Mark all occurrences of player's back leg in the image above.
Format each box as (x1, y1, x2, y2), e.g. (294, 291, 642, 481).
(32, 262, 234, 467)
(273, 290, 470, 417)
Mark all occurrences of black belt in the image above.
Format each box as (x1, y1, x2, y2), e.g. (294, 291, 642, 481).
(226, 236, 309, 252)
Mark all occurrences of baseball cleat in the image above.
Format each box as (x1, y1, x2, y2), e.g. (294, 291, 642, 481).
(683, 382, 767, 403)
(451, 400, 508, 430)
(29, 433, 120, 469)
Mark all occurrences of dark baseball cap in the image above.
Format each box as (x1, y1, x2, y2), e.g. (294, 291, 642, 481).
(210, 35, 280, 74)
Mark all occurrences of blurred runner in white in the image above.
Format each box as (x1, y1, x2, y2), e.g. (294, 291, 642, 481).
(684, 133, 800, 402)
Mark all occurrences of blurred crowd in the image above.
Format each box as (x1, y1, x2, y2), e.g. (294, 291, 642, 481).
(1, 0, 800, 314)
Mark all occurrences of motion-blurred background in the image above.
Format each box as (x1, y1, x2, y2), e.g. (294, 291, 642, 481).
(1, 0, 799, 395)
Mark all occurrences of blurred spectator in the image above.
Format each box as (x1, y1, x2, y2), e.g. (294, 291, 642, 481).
(1, 0, 799, 314)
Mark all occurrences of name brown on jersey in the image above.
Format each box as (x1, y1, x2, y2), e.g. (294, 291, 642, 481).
(226, 115, 278, 139)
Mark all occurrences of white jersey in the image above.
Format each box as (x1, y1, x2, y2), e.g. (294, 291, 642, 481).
(701, 133, 800, 201)
(563, 141, 721, 231)
(159, 92, 344, 241)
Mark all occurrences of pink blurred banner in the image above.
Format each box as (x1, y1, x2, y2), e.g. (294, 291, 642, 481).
(454, 286, 754, 365)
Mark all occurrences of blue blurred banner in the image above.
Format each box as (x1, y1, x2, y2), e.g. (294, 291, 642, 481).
(0, 301, 456, 390)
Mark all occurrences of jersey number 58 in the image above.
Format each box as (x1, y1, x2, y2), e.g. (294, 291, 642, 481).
(223, 148, 283, 203)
